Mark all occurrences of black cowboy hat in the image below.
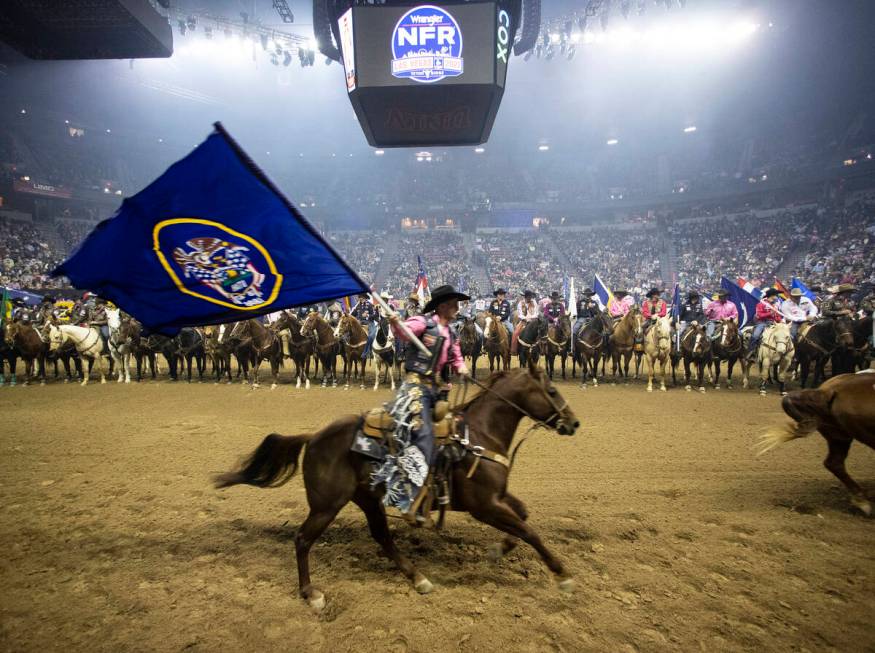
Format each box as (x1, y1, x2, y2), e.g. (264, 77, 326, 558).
(646, 288, 663, 298)
(808, 285, 823, 293)
(716, 288, 730, 297)
(581, 288, 596, 296)
(423, 285, 470, 313)
(614, 289, 629, 297)
(550, 291, 561, 299)
(41, 295, 54, 303)
(763, 288, 781, 298)
(523, 290, 535, 299)
(357, 292, 369, 299)
(687, 289, 700, 298)
(493, 288, 507, 296)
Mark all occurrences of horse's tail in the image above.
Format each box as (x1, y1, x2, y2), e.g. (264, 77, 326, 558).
(214, 432, 314, 489)
(755, 389, 831, 456)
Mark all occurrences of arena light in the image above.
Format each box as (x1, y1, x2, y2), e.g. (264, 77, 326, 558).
(474, 147, 485, 153)
(683, 125, 697, 133)
(374, 149, 385, 156)
(20, 108, 26, 114)
(538, 144, 550, 151)
(606, 138, 619, 145)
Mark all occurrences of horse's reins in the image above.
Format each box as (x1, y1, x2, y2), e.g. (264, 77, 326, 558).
(457, 373, 567, 432)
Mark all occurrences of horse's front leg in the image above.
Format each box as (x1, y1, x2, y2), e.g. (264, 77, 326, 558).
(471, 498, 572, 591)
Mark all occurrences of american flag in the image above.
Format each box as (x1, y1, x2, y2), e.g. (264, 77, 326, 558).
(415, 255, 430, 305)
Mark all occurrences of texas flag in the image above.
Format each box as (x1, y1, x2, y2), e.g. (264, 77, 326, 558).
(737, 277, 762, 299)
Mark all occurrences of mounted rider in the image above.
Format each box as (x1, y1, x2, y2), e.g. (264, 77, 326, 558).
(704, 288, 738, 338)
(781, 287, 818, 340)
(512, 290, 539, 354)
(380, 284, 470, 521)
(572, 288, 599, 337)
(404, 292, 422, 319)
(608, 289, 634, 319)
(822, 283, 856, 318)
(747, 288, 783, 356)
(544, 291, 566, 325)
(675, 290, 707, 349)
(352, 292, 379, 359)
(488, 288, 513, 338)
(641, 288, 667, 333)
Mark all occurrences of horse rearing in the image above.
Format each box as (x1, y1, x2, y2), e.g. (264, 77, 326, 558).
(215, 361, 580, 611)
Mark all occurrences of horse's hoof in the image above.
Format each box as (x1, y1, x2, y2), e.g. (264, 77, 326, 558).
(305, 381, 311, 390)
(40, 381, 45, 387)
(486, 543, 504, 562)
(125, 379, 131, 384)
(759, 390, 767, 396)
(414, 577, 434, 595)
(714, 385, 720, 391)
(646, 386, 653, 393)
(660, 386, 666, 392)
(100, 380, 107, 385)
(685, 386, 691, 392)
(307, 591, 326, 612)
(270, 384, 277, 390)
(851, 497, 872, 516)
(557, 578, 575, 593)
(781, 391, 788, 397)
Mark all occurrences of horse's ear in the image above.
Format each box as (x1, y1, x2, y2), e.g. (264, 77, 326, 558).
(527, 354, 540, 376)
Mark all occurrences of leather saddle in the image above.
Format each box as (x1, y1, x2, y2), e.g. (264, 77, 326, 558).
(361, 400, 457, 445)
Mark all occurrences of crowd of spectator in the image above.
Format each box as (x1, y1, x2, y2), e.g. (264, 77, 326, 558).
(477, 231, 564, 298)
(0, 217, 66, 290)
(384, 231, 482, 300)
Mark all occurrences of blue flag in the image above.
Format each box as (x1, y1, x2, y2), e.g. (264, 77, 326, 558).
(593, 274, 614, 311)
(720, 277, 759, 328)
(670, 283, 681, 319)
(791, 277, 816, 302)
(52, 124, 368, 334)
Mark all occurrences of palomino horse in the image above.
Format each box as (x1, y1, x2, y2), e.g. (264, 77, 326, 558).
(572, 311, 610, 387)
(516, 317, 546, 367)
(675, 324, 712, 393)
(795, 317, 854, 388)
(643, 316, 672, 393)
(370, 317, 397, 391)
(755, 322, 794, 396)
(457, 316, 482, 379)
(4, 320, 46, 385)
(609, 308, 644, 382)
(481, 315, 511, 373)
(757, 372, 875, 515)
(271, 313, 316, 389)
(336, 314, 368, 388)
(710, 319, 744, 390)
(301, 312, 339, 387)
(106, 308, 135, 383)
(541, 315, 571, 381)
(46, 323, 108, 385)
(230, 320, 281, 388)
(215, 360, 580, 610)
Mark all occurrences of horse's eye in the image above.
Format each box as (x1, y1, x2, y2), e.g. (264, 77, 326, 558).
(548, 387, 557, 396)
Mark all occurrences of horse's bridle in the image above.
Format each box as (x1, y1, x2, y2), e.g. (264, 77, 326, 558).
(460, 373, 569, 432)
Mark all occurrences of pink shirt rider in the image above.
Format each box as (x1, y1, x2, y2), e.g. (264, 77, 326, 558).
(609, 295, 635, 317)
(392, 315, 465, 375)
(704, 299, 739, 321)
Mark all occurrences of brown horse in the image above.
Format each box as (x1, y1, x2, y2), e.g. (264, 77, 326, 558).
(336, 314, 368, 388)
(271, 312, 317, 389)
(457, 316, 482, 379)
(481, 314, 511, 373)
(230, 320, 281, 388)
(572, 311, 610, 387)
(541, 315, 571, 380)
(4, 320, 46, 385)
(710, 319, 744, 389)
(215, 360, 580, 610)
(674, 323, 712, 392)
(758, 372, 875, 515)
(202, 325, 233, 383)
(795, 317, 855, 388)
(301, 312, 339, 387)
(609, 308, 643, 382)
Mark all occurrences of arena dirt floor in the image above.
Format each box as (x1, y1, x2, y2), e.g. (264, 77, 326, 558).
(1, 363, 873, 653)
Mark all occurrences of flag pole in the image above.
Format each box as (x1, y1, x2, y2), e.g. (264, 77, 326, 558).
(369, 291, 431, 357)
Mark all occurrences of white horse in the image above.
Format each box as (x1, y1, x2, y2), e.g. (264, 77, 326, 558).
(47, 323, 108, 386)
(106, 308, 132, 384)
(757, 322, 794, 396)
(644, 315, 672, 393)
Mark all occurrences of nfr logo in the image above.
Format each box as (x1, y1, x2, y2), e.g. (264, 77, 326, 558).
(391, 5, 464, 83)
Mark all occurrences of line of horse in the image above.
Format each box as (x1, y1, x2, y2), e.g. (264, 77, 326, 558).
(2, 308, 870, 394)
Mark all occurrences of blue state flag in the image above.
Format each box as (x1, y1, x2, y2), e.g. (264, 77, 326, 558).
(52, 124, 368, 334)
(791, 277, 817, 302)
(720, 276, 759, 328)
(670, 283, 681, 319)
(593, 274, 614, 311)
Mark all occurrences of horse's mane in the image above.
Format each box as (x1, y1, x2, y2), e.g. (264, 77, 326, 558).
(452, 370, 514, 413)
